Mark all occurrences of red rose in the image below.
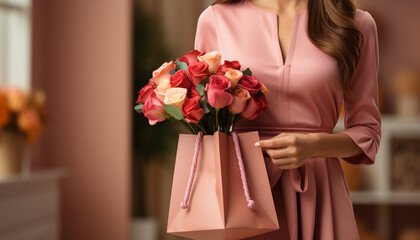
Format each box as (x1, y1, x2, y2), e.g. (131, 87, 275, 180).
(187, 61, 210, 85)
(188, 87, 201, 99)
(177, 50, 203, 66)
(181, 97, 205, 123)
(241, 95, 268, 120)
(237, 75, 262, 95)
(170, 70, 192, 89)
(215, 60, 241, 75)
(205, 75, 233, 108)
(136, 83, 155, 104)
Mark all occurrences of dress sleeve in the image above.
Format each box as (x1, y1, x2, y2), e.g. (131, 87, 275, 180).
(338, 11, 381, 165)
(194, 6, 219, 53)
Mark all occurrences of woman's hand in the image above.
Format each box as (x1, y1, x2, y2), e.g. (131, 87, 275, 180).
(254, 132, 318, 170)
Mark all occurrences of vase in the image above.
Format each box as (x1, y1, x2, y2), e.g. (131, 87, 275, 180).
(0, 130, 26, 177)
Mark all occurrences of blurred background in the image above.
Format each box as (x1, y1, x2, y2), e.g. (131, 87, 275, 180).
(0, 0, 419, 240)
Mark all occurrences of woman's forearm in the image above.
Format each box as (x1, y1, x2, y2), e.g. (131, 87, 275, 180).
(308, 133, 364, 159)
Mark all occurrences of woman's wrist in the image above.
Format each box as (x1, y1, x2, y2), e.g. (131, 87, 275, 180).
(306, 132, 364, 159)
(307, 132, 322, 158)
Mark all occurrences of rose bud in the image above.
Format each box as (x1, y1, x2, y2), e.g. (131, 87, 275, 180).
(150, 61, 176, 86)
(197, 51, 221, 75)
(237, 75, 262, 95)
(143, 92, 167, 125)
(177, 50, 203, 66)
(229, 88, 251, 114)
(182, 97, 205, 123)
(225, 68, 243, 89)
(164, 87, 188, 109)
(205, 75, 233, 109)
(170, 70, 192, 90)
(187, 61, 210, 85)
(241, 95, 269, 120)
(136, 83, 155, 104)
(154, 79, 171, 103)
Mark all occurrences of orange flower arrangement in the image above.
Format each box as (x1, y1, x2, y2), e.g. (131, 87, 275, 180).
(0, 87, 46, 142)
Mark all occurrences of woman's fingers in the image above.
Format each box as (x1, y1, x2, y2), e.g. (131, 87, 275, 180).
(255, 135, 297, 149)
(265, 146, 298, 159)
(275, 162, 301, 170)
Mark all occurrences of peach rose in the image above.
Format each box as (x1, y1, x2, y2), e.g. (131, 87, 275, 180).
(154, 79, 171, 103)
(4, 88, 27, 112)
(164, 87, 187, 109)
(17, 107, 42, 141)
(225, 68, 243, 89)
(197, 51, 221, 75)
(150, 61, 176, 86)
(0, 94, 11, 128)
(229, 88, 251, 114)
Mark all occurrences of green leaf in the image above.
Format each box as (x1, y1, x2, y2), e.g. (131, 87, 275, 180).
(169, 69, 176, 75)
(200, 96, 210, 114)
(163, 104, 184, 120)
(242, 68, 252, 76)
(175, 59, 188, 71)
(134, 103, 144, 113)
(175, 59, 189, 78)
(196, 83, 206, 96)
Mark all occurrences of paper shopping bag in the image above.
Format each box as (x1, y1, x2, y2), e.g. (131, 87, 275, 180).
(167, 131, 279, 240)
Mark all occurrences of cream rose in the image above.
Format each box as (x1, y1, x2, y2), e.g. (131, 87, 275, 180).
(154, 79, 171, 103)
(225, 68, 243, 89)
(197, 51, 221, 74)
(164, 87, 188, 109)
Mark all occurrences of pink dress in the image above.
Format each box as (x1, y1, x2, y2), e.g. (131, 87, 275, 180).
(194, 0, 381, 239)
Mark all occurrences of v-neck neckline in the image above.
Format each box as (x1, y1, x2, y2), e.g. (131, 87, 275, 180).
(246, 0, 305, 66)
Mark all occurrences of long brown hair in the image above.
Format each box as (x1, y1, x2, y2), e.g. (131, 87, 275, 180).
(210, 0, 364, 98)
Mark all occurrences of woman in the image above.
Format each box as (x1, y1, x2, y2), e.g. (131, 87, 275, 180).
(194, 0, 381, 239)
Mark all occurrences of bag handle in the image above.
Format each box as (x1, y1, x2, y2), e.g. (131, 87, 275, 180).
(180, 131, 255, 209)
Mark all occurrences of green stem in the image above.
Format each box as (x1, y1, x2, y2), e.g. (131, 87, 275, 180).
(196, 121, 208, 135)
(186, 122, 198, 134)
(215, 108, 220, 132)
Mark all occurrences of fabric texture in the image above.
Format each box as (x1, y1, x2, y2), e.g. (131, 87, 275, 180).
(194, 0, 381, 239)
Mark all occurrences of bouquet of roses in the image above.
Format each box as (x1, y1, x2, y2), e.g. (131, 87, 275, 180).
(134, 50, 269, 135)
(134, 50, 279, 239)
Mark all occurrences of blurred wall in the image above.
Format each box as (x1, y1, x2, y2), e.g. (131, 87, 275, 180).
(359, 0, 420, 113)
(135, 0, 203, 57)
(31, 0, 131, 240)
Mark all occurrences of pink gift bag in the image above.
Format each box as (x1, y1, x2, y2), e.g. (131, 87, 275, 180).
(167, 131, 279, 240)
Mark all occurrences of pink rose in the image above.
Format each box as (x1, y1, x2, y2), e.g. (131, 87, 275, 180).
(177, 50, 203, 66)
(237, 75, 262, 95)
(205, 75, 233, 109)
(181, 97, 205, 123)
(143, 92, 167, 125)
(187, 61, 210, 85)
(225, 68, 243, 89)
(215, 60, 241, 75)
(136, 83, 155, 104)
(154, 79, 171, 103)
(170, 70, 192, 89)
(241, 95, 269, 120)
(150, 61, 176, 86)
(197, 51, 221, 74)
(164, 87, 188, 109)
(229, 88, 251, 114)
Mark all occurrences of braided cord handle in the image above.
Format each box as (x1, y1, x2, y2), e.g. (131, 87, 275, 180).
(180, 131, 255, 209)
